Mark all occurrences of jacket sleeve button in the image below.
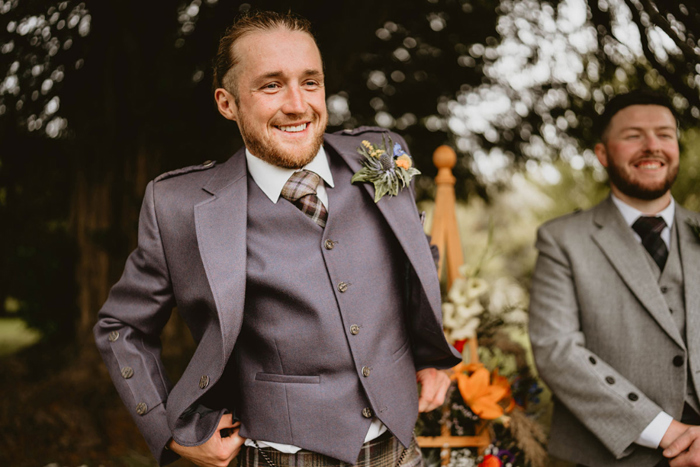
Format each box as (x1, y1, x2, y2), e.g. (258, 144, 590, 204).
(121, 367, 134, 379)
(108, 331, 120, 342)
(135, 403, 148, 415)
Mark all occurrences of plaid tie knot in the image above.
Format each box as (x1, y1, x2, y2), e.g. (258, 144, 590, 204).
(281, 170, 328, 228)
(632, 216, 668, 270)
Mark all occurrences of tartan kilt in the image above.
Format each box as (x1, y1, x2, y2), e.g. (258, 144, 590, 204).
(239, 431, 424, 467)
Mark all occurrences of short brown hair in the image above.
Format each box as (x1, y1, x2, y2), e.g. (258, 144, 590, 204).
(212, 10, 315, 94)
(599, 89, 678, 141)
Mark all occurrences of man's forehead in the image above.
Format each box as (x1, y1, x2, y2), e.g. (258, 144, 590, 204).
(234, 28, 321, 68)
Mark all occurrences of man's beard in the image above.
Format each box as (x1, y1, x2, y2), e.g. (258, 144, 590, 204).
(238, 113, 327, 169)
(606, 154, 678, 201)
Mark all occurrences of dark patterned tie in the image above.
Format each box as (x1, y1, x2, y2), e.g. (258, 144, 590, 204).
(632, 216, 668, 271)
(280, 170, 327, 228)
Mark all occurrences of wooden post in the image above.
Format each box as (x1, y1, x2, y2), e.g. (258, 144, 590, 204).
(416, 145, 491, 465)
(429, 146, 464, 291)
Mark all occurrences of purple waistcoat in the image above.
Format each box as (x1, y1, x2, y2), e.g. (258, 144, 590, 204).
(235, 147, 419, 463)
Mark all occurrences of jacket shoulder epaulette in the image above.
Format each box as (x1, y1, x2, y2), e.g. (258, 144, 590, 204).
(334, 126, 391, 136)
(154, 160, 216, 183)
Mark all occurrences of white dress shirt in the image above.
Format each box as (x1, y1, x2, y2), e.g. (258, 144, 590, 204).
(243, 146, 387, 452)
(611, 194, 675, 449)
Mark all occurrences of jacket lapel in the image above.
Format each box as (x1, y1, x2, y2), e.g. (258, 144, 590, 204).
(591, 197, 684, 348)
(195, 148, 248, 359)
(323, 134, 442, 320)
(678, 206, 700, 357)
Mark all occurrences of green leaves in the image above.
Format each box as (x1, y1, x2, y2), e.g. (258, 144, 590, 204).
(351, 137, 420, 202)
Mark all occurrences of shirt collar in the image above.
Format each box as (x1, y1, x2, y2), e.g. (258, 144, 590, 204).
(245, 146, 335, 204)
(611, 194, 675, 229)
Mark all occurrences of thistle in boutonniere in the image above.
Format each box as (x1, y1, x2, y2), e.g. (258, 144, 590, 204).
(687, 218, 700, 242)
(351, 135, 420, 203)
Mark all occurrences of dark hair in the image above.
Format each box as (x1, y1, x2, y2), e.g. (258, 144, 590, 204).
(212, 10, 315, 93)
(599, 89, 678, 140)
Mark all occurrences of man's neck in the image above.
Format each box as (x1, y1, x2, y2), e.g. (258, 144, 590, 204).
(610, 186, 672, 215)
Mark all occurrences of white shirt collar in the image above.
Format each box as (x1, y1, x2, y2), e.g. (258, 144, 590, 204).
(611, 194, 675, 229)
(245, 146, 335, 204)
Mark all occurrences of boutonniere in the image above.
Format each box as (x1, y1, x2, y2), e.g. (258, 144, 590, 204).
(687, 217, 700, 242)
(351, 136, 420, 203)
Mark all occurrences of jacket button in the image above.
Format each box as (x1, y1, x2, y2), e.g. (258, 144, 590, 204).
(135, 403, 148, 415)
(674, 356, 684, 367)
(108, 331, 120, 342)
(199, 375, 210, 389)
(202, 160, 214, 168)
(628, 392, 639, 401)
(338, 282, 348, 293)
(121, 367, 134, 379)
(362, 407, 373, 418)
(350, 325, 360, 335)
(605, 376, 615, 385)
(362, 366, 371, 377)
(589, 356, 596, 365)
(324, 239, 335, 250)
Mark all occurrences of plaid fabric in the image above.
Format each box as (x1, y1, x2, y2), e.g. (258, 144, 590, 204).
(240, 432, 424, 467)
(280, 170, 328, 228)
(632, 216, 668, 270)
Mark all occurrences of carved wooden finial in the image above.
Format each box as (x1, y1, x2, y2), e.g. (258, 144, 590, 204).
(433, 145, 457, 170)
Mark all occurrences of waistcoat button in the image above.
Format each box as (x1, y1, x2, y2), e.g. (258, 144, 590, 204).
(605, 376, 615, 385)
(324, 239, 335, 250)
(338, 282, 349, 293)
(350, 325, 360, 335)
(362, 366, 371, 377)
(108, 331, 120, 342)
(199, 375, 210, 389)
(121, 367, 134, 379)
(628, 392, 639, 401)
(674, 356, 684, 367)
(135, 403, 148, 415)
(661, 286, 669, 293)
(589, 356, 596, 365)
(362, 407, 373, 418)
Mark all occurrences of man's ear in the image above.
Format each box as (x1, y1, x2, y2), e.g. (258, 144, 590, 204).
(594, 142, 608, 168)
(215, 88, 238, 121)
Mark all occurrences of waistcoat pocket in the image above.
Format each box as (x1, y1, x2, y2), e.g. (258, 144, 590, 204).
(255, 372, 321, 384)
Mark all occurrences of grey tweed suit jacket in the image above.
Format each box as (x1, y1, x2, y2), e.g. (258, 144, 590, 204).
(94, 129, 460, 465)
(529, 196, 700, 466)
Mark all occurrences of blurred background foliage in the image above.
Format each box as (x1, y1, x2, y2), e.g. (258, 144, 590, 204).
(0, 0, 699, 464)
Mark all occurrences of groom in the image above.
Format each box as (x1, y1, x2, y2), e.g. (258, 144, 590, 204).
(94, 10, 461, 467)
(529, 90, 700, 466)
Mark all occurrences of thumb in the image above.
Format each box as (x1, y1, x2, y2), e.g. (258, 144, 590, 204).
(217, 413, 236, 430)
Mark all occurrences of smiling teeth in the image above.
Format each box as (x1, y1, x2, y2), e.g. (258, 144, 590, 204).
(279, 123, 307, 132)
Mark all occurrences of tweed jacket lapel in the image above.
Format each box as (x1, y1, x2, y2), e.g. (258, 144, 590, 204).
(323, 133, 442, 323)
(591, 197, 685, 348)
(195, 147, 248, 359)
(678, 205, 700, 358)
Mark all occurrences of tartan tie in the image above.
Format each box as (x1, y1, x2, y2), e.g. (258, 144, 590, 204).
(280, 170, 327, 228)
(632, 216, 668, 271)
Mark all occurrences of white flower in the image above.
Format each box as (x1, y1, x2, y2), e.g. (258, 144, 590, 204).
(451, 317, 480, 340)
(448, 276, 489, 306)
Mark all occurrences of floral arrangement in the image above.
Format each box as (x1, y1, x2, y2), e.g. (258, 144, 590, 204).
(351, 136, 420, 202)
(417, 264, 547, 467)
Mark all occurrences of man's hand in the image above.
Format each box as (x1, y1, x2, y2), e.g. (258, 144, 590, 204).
(661, 421, 700, 467)
(168, 414, 245, 467)
(416, 368, 451, 412)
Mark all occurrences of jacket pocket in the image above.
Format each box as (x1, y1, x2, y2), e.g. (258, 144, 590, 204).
(392, 339, 411, 362)
(255, 372, 321, 384)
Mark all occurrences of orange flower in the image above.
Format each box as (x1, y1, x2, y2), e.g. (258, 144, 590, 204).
(491, 369, 516, 413)
(456, 365, 508, 419)
(396, 154, 412, 169)
(479, 454, 502, 467)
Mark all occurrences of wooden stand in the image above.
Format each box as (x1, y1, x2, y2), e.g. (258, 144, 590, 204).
(415, 146, 491, 465)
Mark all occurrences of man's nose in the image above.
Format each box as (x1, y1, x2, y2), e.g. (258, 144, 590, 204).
(644, 133, 663, 152)
(281, 85, 307, 115)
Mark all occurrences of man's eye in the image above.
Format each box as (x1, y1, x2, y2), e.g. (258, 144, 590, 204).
(263, 83, 280, 90)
